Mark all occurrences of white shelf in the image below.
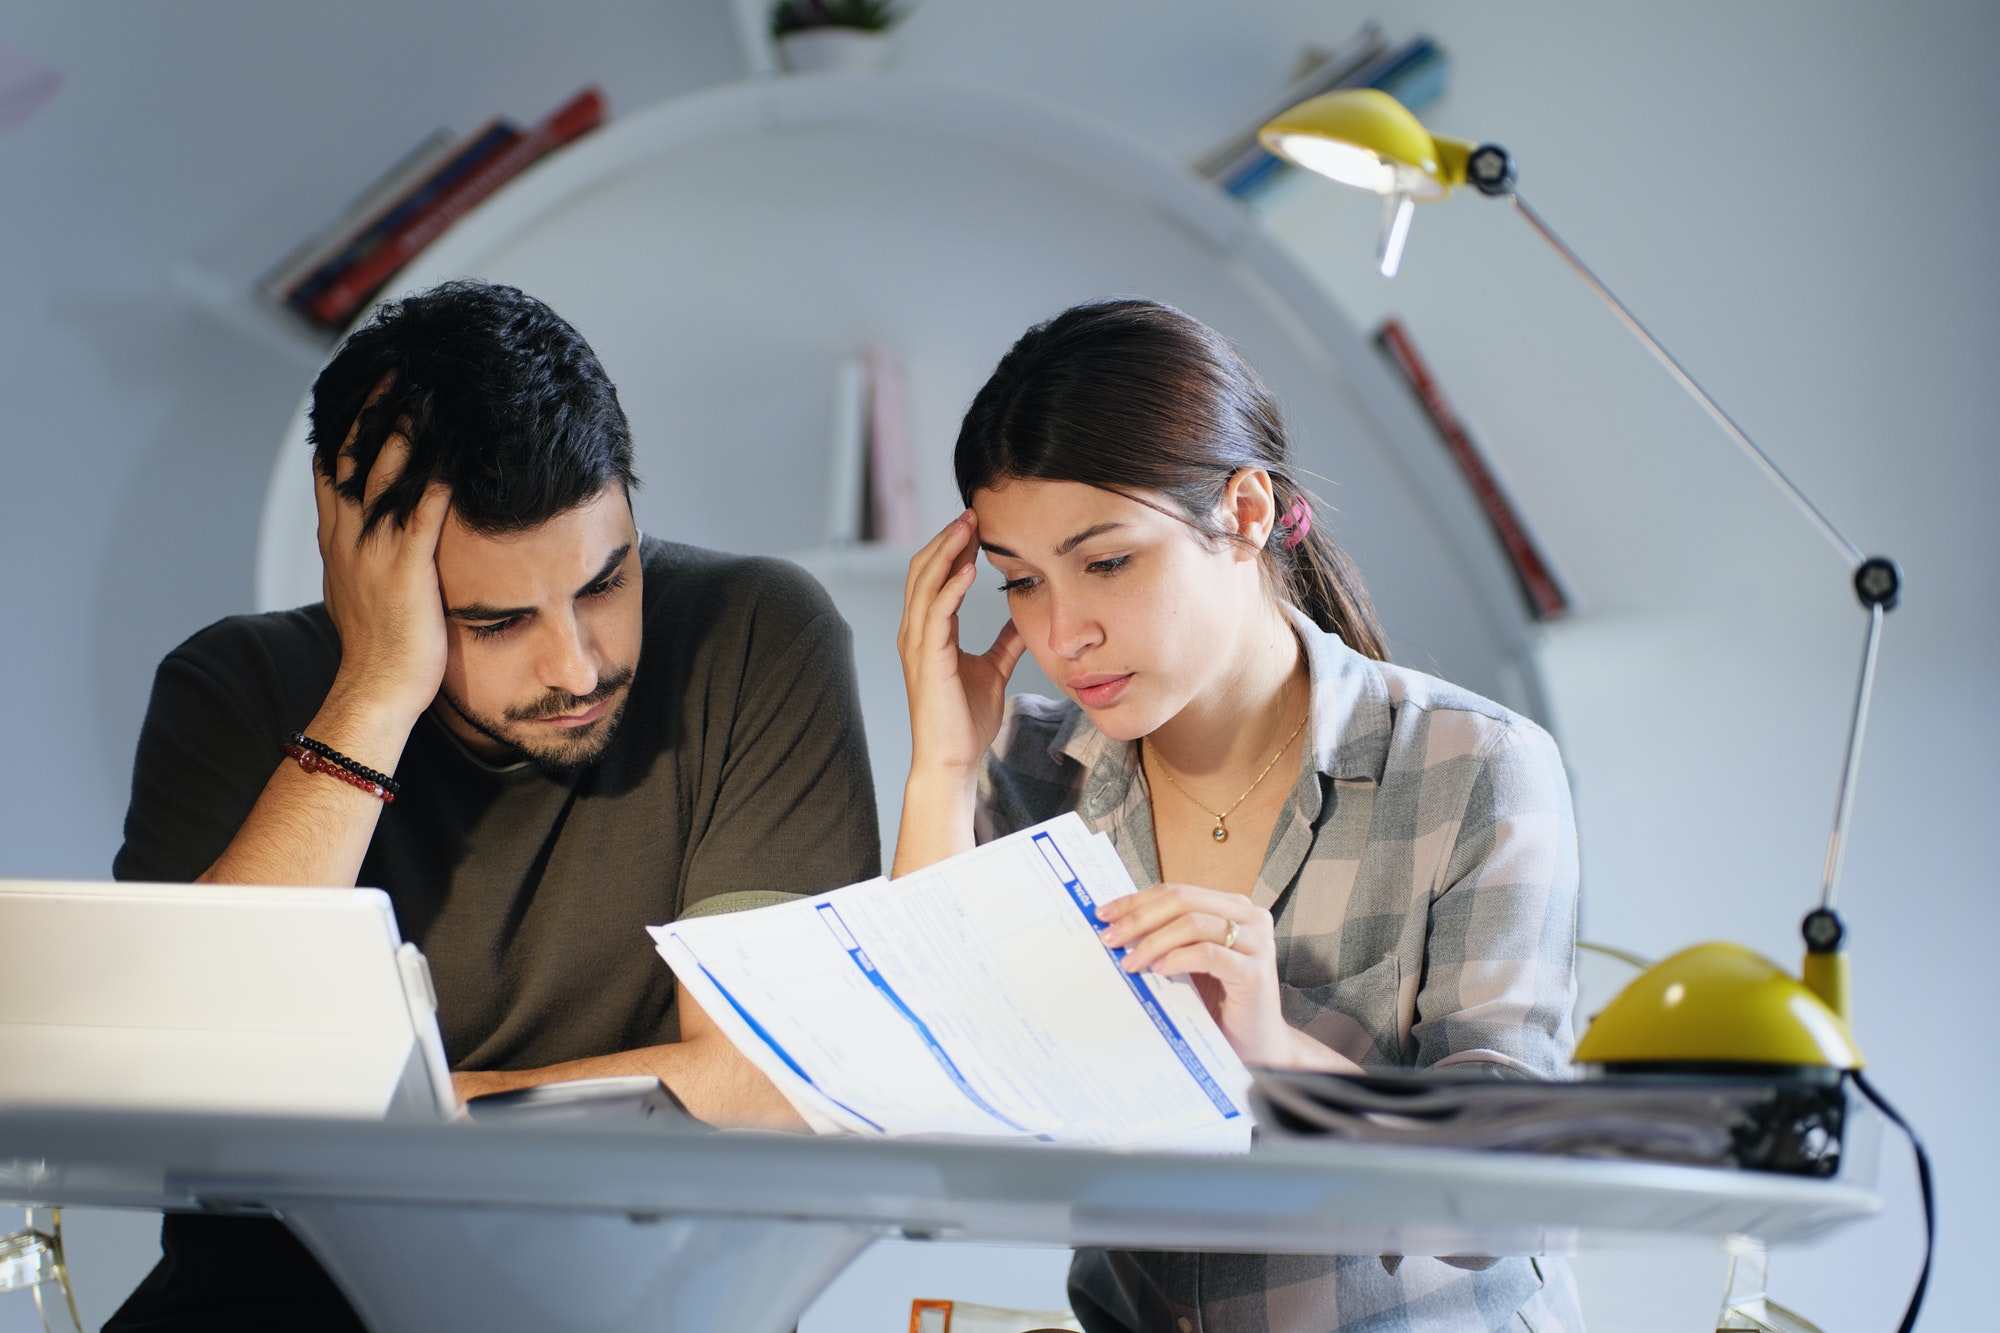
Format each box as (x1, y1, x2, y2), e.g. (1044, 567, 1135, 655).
(170, 263, 331, 373)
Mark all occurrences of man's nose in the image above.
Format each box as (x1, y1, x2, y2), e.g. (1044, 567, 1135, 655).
(536, 617, 599, 700)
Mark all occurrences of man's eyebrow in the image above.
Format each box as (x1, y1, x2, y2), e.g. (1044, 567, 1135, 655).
(446, 543, 632, 622)
(446, 598, 533, 623)
(576, 543, 632, 597)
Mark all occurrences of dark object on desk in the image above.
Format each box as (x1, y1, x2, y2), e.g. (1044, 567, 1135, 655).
(1250, 1067, 1846, 1177)
(463, 1075, 703, 1129)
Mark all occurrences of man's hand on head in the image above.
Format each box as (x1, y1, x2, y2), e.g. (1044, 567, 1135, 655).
(313, 430, 452, 729)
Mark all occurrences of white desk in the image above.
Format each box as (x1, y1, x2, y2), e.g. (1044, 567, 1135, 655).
(1, 1107, 1877, 1333)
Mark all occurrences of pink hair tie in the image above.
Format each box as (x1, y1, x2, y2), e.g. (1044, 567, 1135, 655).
(1282, 494, 1313, 549)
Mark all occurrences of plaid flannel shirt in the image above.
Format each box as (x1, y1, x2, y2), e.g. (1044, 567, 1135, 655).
(977, 606, 1583, 1333)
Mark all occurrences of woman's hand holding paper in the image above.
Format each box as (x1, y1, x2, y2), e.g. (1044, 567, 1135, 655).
(1097, 883, 1363, 1075)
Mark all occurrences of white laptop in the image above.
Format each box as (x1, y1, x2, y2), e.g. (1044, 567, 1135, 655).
(0, 880, 455, 1121)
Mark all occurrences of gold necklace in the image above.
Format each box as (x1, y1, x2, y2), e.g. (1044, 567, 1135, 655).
(1146, 708, 1310, 844)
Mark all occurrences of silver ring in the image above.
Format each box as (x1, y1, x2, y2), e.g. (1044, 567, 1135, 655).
(1221, 920, 1239, 951)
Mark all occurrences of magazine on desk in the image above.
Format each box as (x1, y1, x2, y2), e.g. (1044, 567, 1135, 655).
(648, 814, 1252, 1152)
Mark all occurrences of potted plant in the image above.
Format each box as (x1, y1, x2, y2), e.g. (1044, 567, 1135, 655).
(771, 0, 904, 74)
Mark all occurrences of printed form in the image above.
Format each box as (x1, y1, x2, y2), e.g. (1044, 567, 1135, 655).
(649, 814, 1251, 1151)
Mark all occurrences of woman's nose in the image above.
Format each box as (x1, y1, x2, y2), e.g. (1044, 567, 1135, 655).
(1044, 590, 1101, 659)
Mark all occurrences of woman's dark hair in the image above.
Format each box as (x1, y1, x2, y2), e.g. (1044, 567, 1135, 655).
(955, 299, 1387, 660)
(308, 280, 638, 535)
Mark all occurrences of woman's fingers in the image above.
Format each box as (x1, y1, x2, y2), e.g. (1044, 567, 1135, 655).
(1139, 937, 1255, 976)
(1114, 908, 1254, 975)
(982, 617, 1026, 680)
(902, 519, 979, 667)
(1098, 882, 1256, 933)
(901, 512, 973, 624)
(920, 560, 977, 654)
(1098, 884, 1272, 969)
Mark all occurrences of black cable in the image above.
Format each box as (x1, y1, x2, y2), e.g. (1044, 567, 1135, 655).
(1850, 1069, 1933, 1333)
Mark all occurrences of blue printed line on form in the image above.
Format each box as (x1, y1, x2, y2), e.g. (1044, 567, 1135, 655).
(814, 904, 1033, 1135)
(678, 943, 884, 1133)
(1033, 832, 1242, 1119)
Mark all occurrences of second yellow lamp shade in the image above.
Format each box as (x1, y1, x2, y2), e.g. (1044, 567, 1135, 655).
(1574, 941, 1864, 1070)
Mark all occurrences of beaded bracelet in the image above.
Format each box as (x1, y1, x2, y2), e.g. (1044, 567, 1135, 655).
(284, 735, 399, 803)
(288, 732, 401, 796)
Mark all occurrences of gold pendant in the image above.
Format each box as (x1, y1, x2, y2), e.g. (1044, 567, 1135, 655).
(1212, 820, 1228, 843)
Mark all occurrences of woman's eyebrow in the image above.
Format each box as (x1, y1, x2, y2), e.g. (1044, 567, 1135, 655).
(981, 521, 1128, 561)
(1055, 522, 1126, 556)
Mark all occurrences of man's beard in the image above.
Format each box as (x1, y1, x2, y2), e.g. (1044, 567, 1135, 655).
(438, 664, 636, 776)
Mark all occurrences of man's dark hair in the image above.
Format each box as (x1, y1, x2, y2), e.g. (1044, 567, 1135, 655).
(308, 280, 639, 535)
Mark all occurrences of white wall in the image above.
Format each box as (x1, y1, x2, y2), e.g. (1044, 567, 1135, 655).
(3, 1, 1992, 1330)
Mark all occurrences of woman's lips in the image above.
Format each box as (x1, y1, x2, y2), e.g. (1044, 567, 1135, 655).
(1068, 672, 1134, 708)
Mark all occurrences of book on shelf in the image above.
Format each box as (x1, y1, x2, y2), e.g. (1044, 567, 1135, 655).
(258, 86, 607, 334)
(824, 356, 869, 545)
(863, 341, 918, 544)
(281, 119, 523, 320)
(1193, 27, 1450, 201)
(824, 341, 919, 548)
(254, 127, 461, 310)
(1374, 319, 1571, 622)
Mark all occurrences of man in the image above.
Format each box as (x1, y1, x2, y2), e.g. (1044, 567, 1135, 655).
(108, 281, 880, 1329)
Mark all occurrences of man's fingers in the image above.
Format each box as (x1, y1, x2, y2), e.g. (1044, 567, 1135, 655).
(407, 480, 453, 553)
(313, 465, 337, 557)
(332, 438, 359, 491)
(361, 431, 414, 511)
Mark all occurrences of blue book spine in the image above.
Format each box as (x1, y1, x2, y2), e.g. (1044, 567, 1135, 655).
(286, 121, 520, 314)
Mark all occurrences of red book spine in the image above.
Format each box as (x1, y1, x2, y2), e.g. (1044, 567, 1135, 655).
(304, 87, 608, 327)
(1374, 319, 1571, 622)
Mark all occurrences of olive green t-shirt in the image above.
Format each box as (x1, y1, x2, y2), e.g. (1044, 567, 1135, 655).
(114, 538, 880, 1071)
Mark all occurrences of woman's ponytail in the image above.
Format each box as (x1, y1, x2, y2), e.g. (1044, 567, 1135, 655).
(1268, 478, 1388, 662)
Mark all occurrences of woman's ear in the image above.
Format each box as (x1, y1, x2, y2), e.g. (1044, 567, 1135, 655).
(1219, 468, 1278, 553)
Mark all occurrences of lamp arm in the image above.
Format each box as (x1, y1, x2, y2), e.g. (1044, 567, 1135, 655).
(1821, 603, 1884, 914)
(1505, 190, 1864, 567)
(1484, 181, 1903, 1018)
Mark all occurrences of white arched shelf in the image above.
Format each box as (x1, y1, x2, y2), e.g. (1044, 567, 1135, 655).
(259, 74, 1550, 855)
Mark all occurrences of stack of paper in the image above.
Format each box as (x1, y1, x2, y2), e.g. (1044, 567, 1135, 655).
(1252, 1069, 1847, 1174)
(650, 815, 1251, 1151)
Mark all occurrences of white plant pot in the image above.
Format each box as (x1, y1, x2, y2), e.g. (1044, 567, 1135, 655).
(776, 28, 892, 74)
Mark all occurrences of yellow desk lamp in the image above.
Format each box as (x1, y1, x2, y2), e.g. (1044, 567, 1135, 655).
(1259, 88, 1902, 1078)
(1260, 91, 1937, 1332)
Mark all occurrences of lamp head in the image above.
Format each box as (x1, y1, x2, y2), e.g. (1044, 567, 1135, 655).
(1258, 88, 1460, 199)
(1258, 89, 1485, 275)
(1575, 941, 1863, 1072)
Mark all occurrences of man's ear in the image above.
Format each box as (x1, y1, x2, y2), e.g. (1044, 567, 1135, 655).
(1219, 468, 1278, 552)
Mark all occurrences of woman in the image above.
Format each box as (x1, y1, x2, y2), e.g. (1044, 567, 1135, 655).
(896, 300, 1582, 1332)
